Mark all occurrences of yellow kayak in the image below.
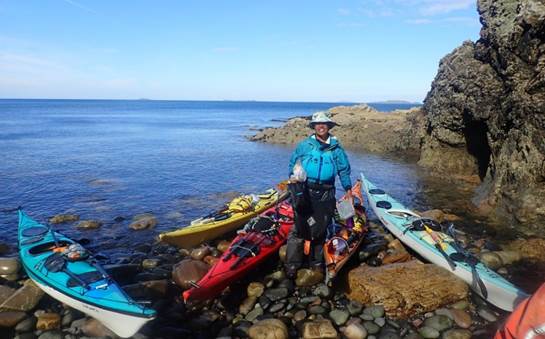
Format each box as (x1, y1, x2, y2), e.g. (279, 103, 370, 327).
(159, 188, 286, 249)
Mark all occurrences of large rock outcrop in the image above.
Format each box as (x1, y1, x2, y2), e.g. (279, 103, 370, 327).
(420, 0, 545, 229)
(250, 104, 425, 156)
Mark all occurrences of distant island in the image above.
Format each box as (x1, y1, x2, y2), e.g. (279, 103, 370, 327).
(368, 100, 422, 105)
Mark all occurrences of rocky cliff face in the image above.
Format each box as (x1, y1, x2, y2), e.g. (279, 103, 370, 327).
(420, 0, 545, 229)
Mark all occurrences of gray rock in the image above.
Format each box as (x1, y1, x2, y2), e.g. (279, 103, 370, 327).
(141, 258, 160, 270)
(14, 332, 37, 339)
(360, 313, 374, 321)
(363, 306, 385, 319)
(347, 300, 364, 315)
(378, 329, 400, 339)
(424, 315, 453, 332)
(49, 214, 79, 224)
(294, 310, 307, 322)
(0, 311, 27, 327)
(245, 306, 264, 322)
(374, 317, 385, 327)
(329, 309, 350, 326)
(37, 331, 63, 339)
(363, 321, 380, 335)
(76, 220, 102, 229)
(442, 329, 472, 339)
(0, 280, 44, 312)
(418, 326, 440, 339)
(448, 300, 469, 310)
(264, 288, 288, 302)
(240, 296, 258, 315)
(477, 307, 498, 322)
(269, 302, 286, 313)
(343, 322, 368, 339)
(15, 316, 36, 332)
(308, 305, 327, 315)
(314, 284, 332, 299)
(434, 308, 453, 320)
(0, 257, 21, 275)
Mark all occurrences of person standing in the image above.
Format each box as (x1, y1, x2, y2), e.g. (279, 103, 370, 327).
(286, 111, 352, 278)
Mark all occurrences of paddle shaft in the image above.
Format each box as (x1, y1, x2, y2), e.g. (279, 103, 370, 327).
(424, 226, 457, 270)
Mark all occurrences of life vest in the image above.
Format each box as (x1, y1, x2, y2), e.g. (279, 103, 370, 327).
(495, 282, 545, 339)
(302, 143, 337, 185)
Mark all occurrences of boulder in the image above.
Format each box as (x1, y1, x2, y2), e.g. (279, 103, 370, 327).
(0, 280, 44, 312)
(248, 318, 288, 339)
(129, 213, 157, 230)
(171, 259, 209, 290)
(191, 246, 211, 261)
(81, 317, 117, 337)
(346, 261, 468, 318)
(0, 311, 26, 327)
(49, 214, 79, 224)
(76, 220, 102, 229)
(0, 257, 20, 275)
(295, 269, 324, 287)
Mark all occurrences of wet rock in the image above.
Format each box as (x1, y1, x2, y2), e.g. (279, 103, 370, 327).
(203, 255, 219, 266)
(382, 239, 412, 265)
(14, 332, 37, 339)
(363, 321, 380, 335)
(347, 300, 364, 316)
(302, 319, 337, 339)
(246, 305, 264, 322)
(191, 246, 211, 260)
(37, 331, 62, 339)
(259, 295, 272, 310)
(0, 257, 20, 275)
(264, 288, 288, 302)
(363, 306, 385, 319)
(15, 316, 36, 332)
(504, 238, 545, 261)
(49, 214, 79, 224)
(141, 258, 160, 270)
(442, 329, 472, 339)
(0, 311, 26, 327)
(0, 285, 16, 304)
(314, 284, 332, 299)
(248, 282, 265, 298)
(129, 213, 157, 230)
(434, 308, 452, 320)
(308, 305, 327, 315)
(265, 270, 286, 282)
(347, 261, 468, 318)
(36, 313, 61, 331)
(76, 220, 102, 229)
(248, 318, 288, 339)
(277, 279, 295, 294)
(294, 310, 307, 322)
(80, 318, 117, 337)
(423, 315, 452, 332)
(329, 309, 349, 326)
(343, 322, 368, 339)
(240, 296, 258, 315)
(295, 269, 324, 287)
(379, 329, 401, 339)
(171, 259, 209, 290)
(374, 317, 385, 327)
(279, 245, 287, 262)
(477, 307, 498, 322)
(217, 240, 231, 253)
(478, 252, 503, 270)
(404, 331, 423, 339)
(449, 300, 469, 310)
(269, 302, 286, 313)
(0, 280, 44, 312)
(360, 313, 374, 321)
(418, 326, 440, 339)
(449, 309, 472, 329)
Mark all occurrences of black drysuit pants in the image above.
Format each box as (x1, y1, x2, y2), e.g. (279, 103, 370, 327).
(286, 185, 336, 269)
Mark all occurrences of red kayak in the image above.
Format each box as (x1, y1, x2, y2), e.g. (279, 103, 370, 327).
(183, 201, 294, 303)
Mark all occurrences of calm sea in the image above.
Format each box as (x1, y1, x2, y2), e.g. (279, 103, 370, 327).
(0, 99, 433, 258)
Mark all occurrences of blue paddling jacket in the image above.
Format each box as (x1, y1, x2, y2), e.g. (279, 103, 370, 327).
(289, 134, 352, 191)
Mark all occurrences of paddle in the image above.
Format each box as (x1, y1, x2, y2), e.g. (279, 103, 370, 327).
(447, 224, 488, 299)
(423, 225, 457, 270)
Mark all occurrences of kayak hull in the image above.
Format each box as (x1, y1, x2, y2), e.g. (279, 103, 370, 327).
(159, 189, 282, 249)
(183, 201, 294, 302)
(361, 173, 528, 312)
(18, 210, 155, 338)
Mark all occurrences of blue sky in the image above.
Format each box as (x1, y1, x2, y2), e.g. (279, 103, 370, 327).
(0, 0, 479, 102)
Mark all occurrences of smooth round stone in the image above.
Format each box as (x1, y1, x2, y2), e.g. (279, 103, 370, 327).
(266, 270, 286, 281)
(248, 318, 288, 339)
(216, 240, 230, 253)
(449, 300, 469, 310)
(477, 308, 498, 322)
(386, 319, 400, 329)
(363, 321, 380, 335)
(49, 214, 79, 224)
(286, 297, 297, 311)
(15, 316, 36, 332)
(360, 313, 374, 321)
(190, 246, 211, 261)
(442, 329, 472, 339)
(308, 305, 327, 315)
(403, 332, 423, 339)
(264, 287, 289, 301)
(36, 313, 61, 331)
(497, 267, 509, 275)
(258, 295, 271, 310)
(346, 317, 363, 326)
(374, 317, 386, 327)
(434, 308, 453, 320)
(478, 252, 502, 270)
(269, 302, 286, 313)
(278, 279, 295, 293)
(0, 257, 21, 275)
(343, 322, 368, 339)
(294, 310, 307, 322)
(329, 309, 350, 326)
(14, 332, 37, 339)
(76, 220, 102, 229)
(245, 306, 264, 322)
(347, 300, 364, 315)
(240, 296, 258, 315)
(424, 315, 452, 332)
(378, 329, 400, 339)
(247, 282, 265, 298)
(418, 326, 440, 339)
(37, 331, 62, 339)
(449, 309, 472, 329)
(300, 296, 320, 305)
(141, 258, 160, 270)
(363, 306, 385, 319)
(315, 284, 332, 299)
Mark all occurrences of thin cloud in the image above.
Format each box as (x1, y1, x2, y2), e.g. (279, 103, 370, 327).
(419, 0, 474, 16)
(62, 0, 98, 15)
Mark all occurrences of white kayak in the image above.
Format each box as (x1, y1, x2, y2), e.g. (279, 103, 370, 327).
(361, 172, 528, 311)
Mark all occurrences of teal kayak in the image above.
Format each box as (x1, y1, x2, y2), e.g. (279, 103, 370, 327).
(18, 209, 156, 338)
(361, 173, 528, 311)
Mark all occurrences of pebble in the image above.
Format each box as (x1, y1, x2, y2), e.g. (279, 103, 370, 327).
(264, 287, 289, 301)
(302, 319, 338, 339)
(240, 296, 258, 315)
(418, 326, 440, 338)
(190, 246, 211, 260)
(378, 329, 401, 339)
(308, 305, 327, 315)
(258, 295, 271, 310)
(247, 282, 265, 298)
(347, 300, 364, 315)
(315, 284, 332, 298)
(248, 318, 289, 339)
(0, 257, 21, 275)
(449, 300, 469, 310)
(15, 316, 36, 332)
(450, 309, 472, 328)
(295, 268, 324, 287)
(294, 310, 307, 322)
(434, 308, 453, 320)
(360, 313, 374, 321)
(363, 306, 385, 319)
(49, 214, 79, 224)
(216, 240, 230, 253)
(269, 302, 286, 313)
(329, 309, 350, 326)
(14, 333, 37, 339)
(141, 258, 160, 270)
(363, 321, 380, 335)
(374, 317, 386, 327)
(477, 307, 498, 322)
(76, 220, 102, 229)
(343, 322, 368, 339)
(442, 329, 472, 339)
(246, 306, 264, 322)
(37, 331, 63, 339)
(423, 315, 453, 332)
(0, 311, 27, 327)
(36, 313, 61, 331)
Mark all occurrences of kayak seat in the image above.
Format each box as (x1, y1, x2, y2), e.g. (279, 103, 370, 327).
(67, 271, 104, 288)
(29, 240, 72, 255)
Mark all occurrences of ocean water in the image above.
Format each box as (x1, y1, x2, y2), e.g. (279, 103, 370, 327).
(0, 99, 434, 257)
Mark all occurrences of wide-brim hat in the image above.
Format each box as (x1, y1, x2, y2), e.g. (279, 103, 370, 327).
(308, 111, 338, 128)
